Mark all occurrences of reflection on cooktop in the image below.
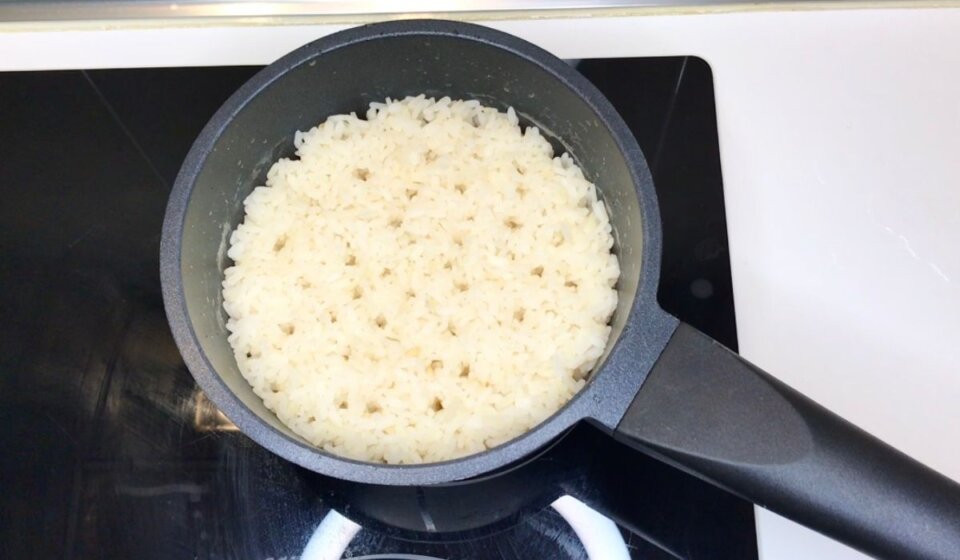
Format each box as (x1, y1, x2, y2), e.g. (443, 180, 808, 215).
(0, 57, 753, 559)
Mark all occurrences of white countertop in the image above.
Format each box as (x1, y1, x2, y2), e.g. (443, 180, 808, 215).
(4, 5, 959, 558)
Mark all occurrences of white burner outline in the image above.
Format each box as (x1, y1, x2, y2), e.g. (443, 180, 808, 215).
(301, 508, 361, 560)
(299, 495, 630, 560)
(551, 495, 631, 560)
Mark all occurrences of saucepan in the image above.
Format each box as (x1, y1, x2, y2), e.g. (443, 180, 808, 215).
(160, 20, 960, 560)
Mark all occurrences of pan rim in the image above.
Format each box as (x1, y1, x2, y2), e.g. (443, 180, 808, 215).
(160, 18, 673, 485)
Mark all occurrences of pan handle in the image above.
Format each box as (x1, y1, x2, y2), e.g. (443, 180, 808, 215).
(614, 322, 960, 560)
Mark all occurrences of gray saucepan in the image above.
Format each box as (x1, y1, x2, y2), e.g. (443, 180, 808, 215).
(160, 19, 960, 560)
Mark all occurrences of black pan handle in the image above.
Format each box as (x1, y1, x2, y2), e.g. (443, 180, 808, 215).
(615, 322, 960, 560)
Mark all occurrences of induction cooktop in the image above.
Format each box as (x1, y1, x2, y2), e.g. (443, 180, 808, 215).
(0, 56, 754, 559)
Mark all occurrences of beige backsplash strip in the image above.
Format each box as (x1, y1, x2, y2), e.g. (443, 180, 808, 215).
(0, 1, 958, 34)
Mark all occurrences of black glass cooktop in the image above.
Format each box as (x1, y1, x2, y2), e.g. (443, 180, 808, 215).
(0, 57, 753, 559)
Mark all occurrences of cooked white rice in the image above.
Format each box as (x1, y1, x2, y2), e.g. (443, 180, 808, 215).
(223, 95, 619, 464)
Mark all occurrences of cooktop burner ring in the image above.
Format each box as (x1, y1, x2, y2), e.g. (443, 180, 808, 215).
(302, 496, 629, 560)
